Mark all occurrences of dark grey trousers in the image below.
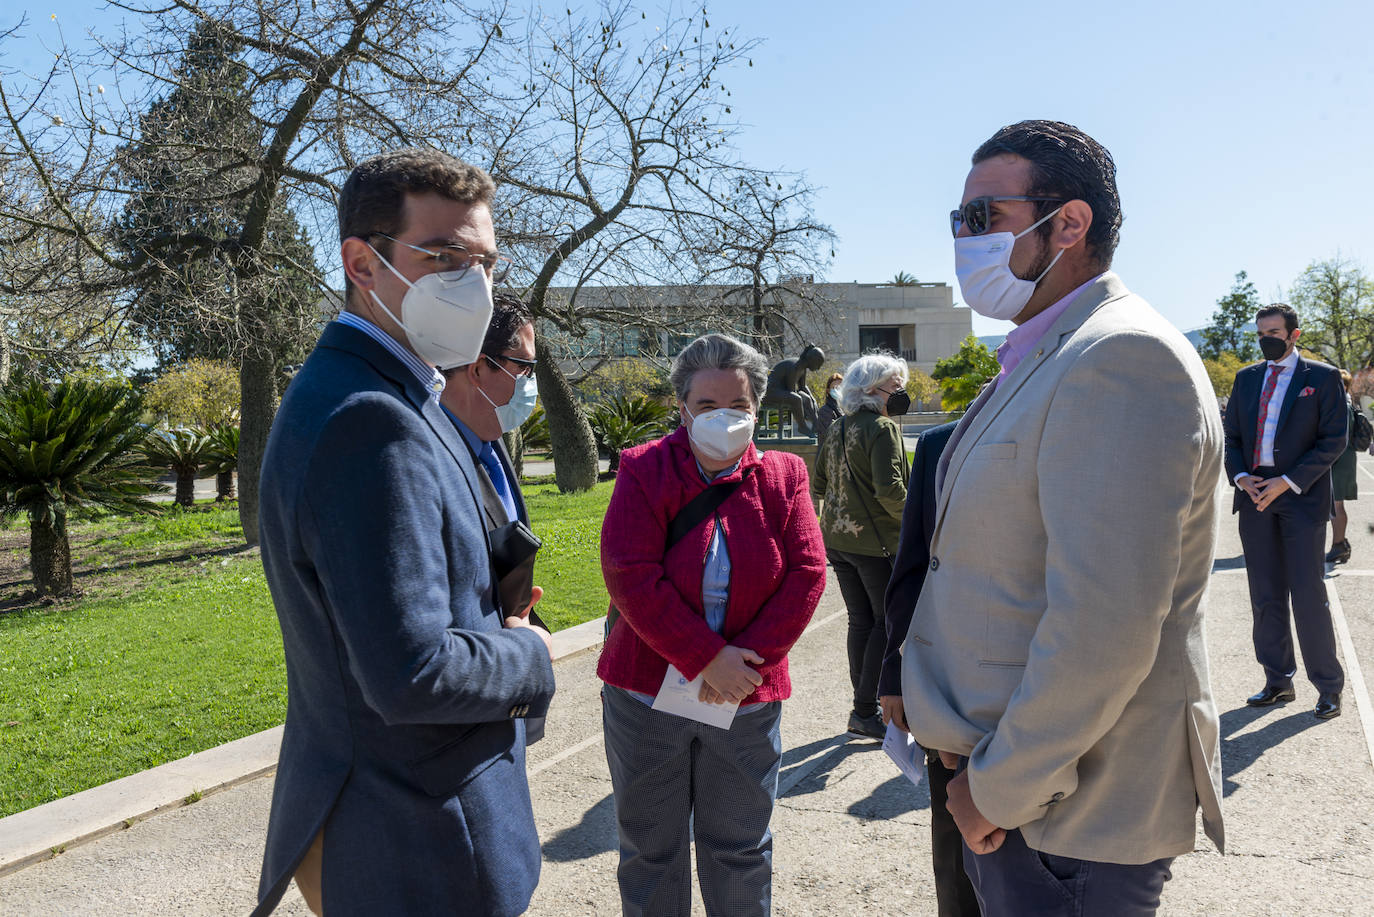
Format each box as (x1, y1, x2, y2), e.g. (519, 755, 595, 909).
(1238, 496, 1345, 694)
(601, 684, 782, 917)
(962, 828, 1174, 916)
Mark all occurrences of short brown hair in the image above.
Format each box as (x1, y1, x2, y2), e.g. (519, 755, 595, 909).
(338, 148, 495, 307)
(338, 147, 495, 246)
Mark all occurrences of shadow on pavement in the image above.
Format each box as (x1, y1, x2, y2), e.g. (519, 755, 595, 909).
(1219, 703, 1324, 797)
(542, 792, 617, 862)
(1212, 554, 1247, 571)
(779, 739, 880, 800)
(846, 773, 931, 820)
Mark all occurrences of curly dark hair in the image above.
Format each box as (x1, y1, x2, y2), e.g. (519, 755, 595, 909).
(482, 291, 534, 358)
(1256, 302, 1299, 333)
(973, 120, 1122, 268)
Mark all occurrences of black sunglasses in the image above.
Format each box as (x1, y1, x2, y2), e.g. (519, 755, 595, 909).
(484, 352, 537, 378)
(950, 195, 1065, 237)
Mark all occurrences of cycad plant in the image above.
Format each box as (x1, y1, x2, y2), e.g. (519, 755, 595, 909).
(588, 395, 673, 473)
(203, 424, 239, 501)
(0, 378, 163, 597)
(520, 404, 551, 453)
(143, 427, 213, 508)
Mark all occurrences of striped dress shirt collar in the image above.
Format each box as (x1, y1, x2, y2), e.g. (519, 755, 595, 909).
(335, 310, 446, 401)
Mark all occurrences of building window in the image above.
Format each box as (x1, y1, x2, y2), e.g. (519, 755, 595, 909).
(859, 325, 901, 354)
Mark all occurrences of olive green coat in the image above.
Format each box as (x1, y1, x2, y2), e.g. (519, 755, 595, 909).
(810, 407, 908, 557)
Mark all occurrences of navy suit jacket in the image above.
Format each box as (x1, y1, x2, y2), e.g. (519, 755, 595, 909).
(253, 322, 556, 917)
(880, 422, 957, 699)
(1223, 356, 1347, 523)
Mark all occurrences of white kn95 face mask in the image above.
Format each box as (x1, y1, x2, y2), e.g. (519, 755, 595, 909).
(368, 245, 494, 369)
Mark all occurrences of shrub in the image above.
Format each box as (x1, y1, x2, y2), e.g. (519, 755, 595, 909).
(0, 379, 163, 596)
(588, 395, 672, 472)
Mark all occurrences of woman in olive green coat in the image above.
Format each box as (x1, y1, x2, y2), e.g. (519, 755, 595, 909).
(810, 353, 910, 739)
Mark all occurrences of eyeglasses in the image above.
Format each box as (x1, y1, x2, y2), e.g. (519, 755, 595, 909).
(370, 232, 511, 283)
(949, 195, 1065, 237)
(485, 352, 537, 378)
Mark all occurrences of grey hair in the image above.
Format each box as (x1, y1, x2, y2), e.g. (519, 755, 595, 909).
(669, 333, 770, 408)
(839, 353, 908, 414)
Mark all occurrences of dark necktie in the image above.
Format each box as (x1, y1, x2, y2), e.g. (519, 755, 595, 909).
(1253, 364, 1284, 468)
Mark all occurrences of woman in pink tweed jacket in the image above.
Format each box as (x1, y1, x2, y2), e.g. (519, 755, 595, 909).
(597, 333, 826, 917)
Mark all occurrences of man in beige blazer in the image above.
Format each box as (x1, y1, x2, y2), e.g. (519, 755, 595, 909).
(900, 120, 1224, 916)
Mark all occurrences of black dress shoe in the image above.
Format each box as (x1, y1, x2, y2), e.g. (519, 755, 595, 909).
(1326, 540, 1352, 564)
(1315, 693, 1342, 720)
(1246, 685, 1296, 707)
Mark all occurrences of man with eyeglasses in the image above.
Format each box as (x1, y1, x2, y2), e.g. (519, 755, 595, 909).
(439, 291, 547, 740)
(252, 148, 555, 917)
(897, 121, 1225, 915)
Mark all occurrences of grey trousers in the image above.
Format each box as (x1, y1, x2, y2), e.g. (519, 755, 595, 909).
(601, 684, 782, 917)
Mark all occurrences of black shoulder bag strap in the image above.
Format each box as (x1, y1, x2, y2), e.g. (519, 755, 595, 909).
(605, 465, 757, 636)
(839, 416, 893, 558)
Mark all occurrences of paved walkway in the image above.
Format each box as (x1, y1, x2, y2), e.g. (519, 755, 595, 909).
(3, 461, 1374, 914)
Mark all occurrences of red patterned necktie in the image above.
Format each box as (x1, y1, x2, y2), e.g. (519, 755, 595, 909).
(1252, 364, 1284, 468)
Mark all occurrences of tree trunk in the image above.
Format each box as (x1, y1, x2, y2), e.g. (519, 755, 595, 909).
(237, 350, 277, 546)
(535, 340, 597, 493)
(175, 471, 196, 508)
(501, 429, 524, 482)
(30, 510, 73, 598)
(216, 471, 236, 501)
(0, 327, 10, 387)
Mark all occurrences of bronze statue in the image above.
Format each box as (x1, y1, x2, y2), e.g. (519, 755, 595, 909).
(762, 344, 825, 437)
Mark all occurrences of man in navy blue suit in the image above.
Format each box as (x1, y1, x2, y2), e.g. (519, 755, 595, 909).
(1223, 303, 1346, 720)
(253, 149, 556, 916)
(440, 291, 547, 742)
(881, 421, 979, 917)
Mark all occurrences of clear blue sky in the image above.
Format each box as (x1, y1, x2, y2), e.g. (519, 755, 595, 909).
(11, 1, 1374, 338)
(719, 0, 1374, 336)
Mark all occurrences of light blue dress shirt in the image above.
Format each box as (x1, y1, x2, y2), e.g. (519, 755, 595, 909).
(629, 459, 763, 711)
(443, 407, 520, 522)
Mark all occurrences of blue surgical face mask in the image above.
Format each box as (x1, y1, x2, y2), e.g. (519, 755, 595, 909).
(478, 356, 538, 433)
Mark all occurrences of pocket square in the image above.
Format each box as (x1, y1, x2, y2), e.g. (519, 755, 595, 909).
(1299, 386, 1316, 397)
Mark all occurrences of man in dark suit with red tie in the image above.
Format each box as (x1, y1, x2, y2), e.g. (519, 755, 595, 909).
(1224, 303, 1347, 720)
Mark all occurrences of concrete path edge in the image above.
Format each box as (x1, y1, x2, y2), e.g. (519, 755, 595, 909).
(0, 615, 608, 878)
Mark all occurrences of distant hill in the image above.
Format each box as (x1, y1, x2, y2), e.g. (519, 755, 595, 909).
(977, 334, 1006, 352)
(978, 325, 1255, 356)
(1182, 323, 1256, 354)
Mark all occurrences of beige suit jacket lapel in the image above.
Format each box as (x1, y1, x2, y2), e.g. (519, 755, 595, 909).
(931, 272, 1131, 544)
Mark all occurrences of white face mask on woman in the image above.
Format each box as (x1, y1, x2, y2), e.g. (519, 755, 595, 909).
(683, 405, 755, 463)
(953, 206, 1063, 321)
(368, 245, 493, 369)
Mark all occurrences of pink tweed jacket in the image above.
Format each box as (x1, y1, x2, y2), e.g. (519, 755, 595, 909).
(597, 427, 826, 702)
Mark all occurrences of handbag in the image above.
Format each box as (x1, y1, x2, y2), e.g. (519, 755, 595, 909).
(1349, 403, 1372, 452)
(605, 466, 757, 637)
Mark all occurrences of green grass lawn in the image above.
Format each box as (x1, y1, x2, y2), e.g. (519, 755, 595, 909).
(523, 481, 612, 631)
(0, 482, 613, 818)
